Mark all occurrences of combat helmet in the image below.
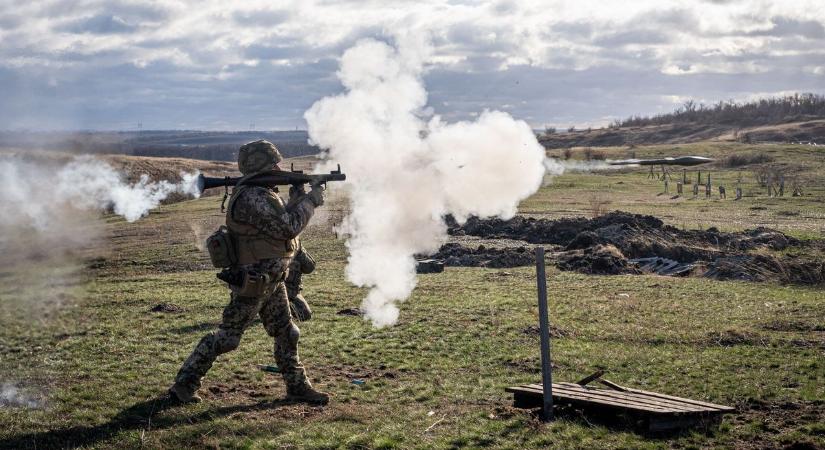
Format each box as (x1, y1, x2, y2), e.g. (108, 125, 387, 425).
(237, 140, 283, 175)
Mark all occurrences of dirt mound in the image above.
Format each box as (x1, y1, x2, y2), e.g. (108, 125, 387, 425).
(452, 212, 798, 261)
(557, 245, 640, 275)
(433, 243, 534, 268)
(703, 255, 824, 284)
(446, 211, 821, 284)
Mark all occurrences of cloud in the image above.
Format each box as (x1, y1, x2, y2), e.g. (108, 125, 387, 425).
(58, 14, 138, 34)
(0, 0, 822, 130)
(750, 16, 825, 39)
(232, 9, 291, 27)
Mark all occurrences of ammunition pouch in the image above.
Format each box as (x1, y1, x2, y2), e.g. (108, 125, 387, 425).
(206, 226, 237, 268)
(233, 234, 296, 265)
(235, 269, 274, 298)
(217, 267, 285, 298)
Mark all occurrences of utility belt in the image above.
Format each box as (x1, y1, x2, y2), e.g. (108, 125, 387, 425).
(217, 267, 287, 298)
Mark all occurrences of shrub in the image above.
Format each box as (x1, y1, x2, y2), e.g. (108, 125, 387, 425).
(723, 153, 774, 167)
(583, 148, 606, 161)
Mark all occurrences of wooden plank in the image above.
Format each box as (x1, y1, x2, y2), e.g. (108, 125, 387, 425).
(507, 383, 733, 414)
(576, 370, 605, 386)
(620, 386, 735, 412)
(598, 379, 626, 392)
(538, 384, 704, 414)
(508, 385, 673, 414)
(549, 383, 708, 413)
(509, 385, 664, 414)
(554, 383, 710, 412)
(527, 381, 733, 412)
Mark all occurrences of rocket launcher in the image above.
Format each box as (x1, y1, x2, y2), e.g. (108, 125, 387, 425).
(196, 164, 346, 194)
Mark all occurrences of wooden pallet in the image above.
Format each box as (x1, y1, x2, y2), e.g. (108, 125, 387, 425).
(506, 381, 735, 432)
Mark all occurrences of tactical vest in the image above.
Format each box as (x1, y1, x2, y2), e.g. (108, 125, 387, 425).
(226, 185, 297, 265)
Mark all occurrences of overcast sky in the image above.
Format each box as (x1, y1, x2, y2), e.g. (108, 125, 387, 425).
(1, 0, 823, 131)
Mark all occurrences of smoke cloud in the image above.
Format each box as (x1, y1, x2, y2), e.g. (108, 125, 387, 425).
(545, 158, 615, 175)
(305, 36, 546, 327)
(1, 155, 201, 227)
(0, 153, 200, 316)
(0, 382, 42, 409)
(0, 154, 201, 405)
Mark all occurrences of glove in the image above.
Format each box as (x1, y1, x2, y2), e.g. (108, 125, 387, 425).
(288, 183, 306, 200)
(307, 185, 325, 207)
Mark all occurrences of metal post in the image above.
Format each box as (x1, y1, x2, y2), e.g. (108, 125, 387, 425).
(535, 247, 553, 421)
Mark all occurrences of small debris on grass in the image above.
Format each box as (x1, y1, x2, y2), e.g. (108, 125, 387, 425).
(337, 307, 363, 316)
(415, 259, 445, 273)
(150, 303, 185, 313)
(257, 364, 280, 373)
(351, 379, 366, 385)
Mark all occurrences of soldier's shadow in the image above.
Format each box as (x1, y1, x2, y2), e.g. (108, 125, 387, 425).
(0, 395, 296, 449)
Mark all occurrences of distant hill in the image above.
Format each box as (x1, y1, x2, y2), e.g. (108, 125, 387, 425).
(540, 93, 825, 148)
(539, 119, 825, 148)
(0, 130, 320, 161)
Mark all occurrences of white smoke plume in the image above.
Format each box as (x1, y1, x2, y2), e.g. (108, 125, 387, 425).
(305, 36, 546, 327)
(0, 382, 42, 409)
(544, 157, 615, 175)
(0, 154, 201, 317)
(0, 155, 201, 405)
(2, 155, 201, 228)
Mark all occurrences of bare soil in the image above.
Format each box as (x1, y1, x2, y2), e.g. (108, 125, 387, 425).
(441, 211, 825, 284)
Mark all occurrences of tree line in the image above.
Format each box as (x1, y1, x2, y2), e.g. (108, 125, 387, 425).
(614, 93, 825, 128)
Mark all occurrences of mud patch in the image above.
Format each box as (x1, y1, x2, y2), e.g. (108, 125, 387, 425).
(433, 243, 534, 268)
(337, 307, 363, 317)
(706, 330, 763, 347)
(150, 303, 185, 313)
(444, 211, 823, 284)
(557, 245, 640, 275)
(729, 399, 825, 450)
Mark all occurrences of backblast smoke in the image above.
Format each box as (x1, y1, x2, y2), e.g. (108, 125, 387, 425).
(0, 154, 201, 406)
(305, 35, 546, 327)
(1, 155, 201, 227)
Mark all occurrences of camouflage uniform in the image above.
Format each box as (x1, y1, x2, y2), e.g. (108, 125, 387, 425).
(171, 140, 325, 403)
(286, 244, 315, 321)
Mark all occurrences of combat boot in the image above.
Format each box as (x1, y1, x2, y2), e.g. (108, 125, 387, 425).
(168, 383, 202, 404)
(286, 384, 329, 405)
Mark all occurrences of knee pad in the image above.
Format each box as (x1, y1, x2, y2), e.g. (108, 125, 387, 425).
(287, 322, 300, 347)
(276, 322, 301, 349)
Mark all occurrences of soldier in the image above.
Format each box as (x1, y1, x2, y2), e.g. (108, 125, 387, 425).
(169, 140, 328, 405)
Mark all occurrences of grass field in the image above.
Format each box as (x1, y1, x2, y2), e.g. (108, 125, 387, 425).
(0, 143, 823, 449)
